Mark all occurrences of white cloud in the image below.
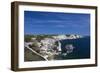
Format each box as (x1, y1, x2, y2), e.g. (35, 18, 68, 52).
(55, 24, 66, 28)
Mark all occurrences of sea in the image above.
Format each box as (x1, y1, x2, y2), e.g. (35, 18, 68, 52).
(60, 36, 90, 60)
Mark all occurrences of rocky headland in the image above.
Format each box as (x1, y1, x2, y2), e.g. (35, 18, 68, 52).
(24, 34, 83, 61)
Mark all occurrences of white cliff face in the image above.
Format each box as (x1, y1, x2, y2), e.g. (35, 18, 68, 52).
(40, 38, 56, 51)
(69, 35, 82, 39)
(25, 34, 82, 52)
(57, 41, 61, 52)
(52, 35, 83, 40)
(26, 34, 82, 53)
(41, 38, 55, 45)
(25, 34, 83, 60)
(52, 35, 67, 40)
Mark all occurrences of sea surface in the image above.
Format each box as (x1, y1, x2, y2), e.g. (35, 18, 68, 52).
(60, 36, 90, 60)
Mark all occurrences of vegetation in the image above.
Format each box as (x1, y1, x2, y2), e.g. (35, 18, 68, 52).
(29, 42, 40, 53)
(24, 35, 35, 42)
(24, 47, 45, 61)
(24, 34, 55, 42)
(24, 34, 89, 61)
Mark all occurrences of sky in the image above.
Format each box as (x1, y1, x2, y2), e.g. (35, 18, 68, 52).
(24, 11, 90, 36)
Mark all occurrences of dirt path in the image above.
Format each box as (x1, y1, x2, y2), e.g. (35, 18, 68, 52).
(25, 43, 48, 61)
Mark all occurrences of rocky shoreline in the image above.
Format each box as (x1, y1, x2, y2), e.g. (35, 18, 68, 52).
(24, 35, 83, 61)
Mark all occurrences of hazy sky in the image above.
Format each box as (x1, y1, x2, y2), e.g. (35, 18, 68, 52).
(24, 11, 90, 35)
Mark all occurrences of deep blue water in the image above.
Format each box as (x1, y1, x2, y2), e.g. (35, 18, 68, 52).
(60, 36, 90, 59)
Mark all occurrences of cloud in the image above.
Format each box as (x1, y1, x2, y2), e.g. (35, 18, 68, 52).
(32, 20, 67, 23)
(55, 24, 66, 28)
